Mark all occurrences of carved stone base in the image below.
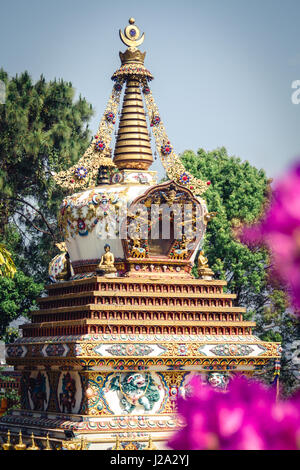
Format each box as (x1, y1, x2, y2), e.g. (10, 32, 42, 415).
(0, 363, 271, 450)
(198, 268, 214, 280)
(96, 267, 117, 276)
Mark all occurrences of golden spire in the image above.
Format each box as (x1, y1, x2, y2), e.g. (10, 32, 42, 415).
(113, 79, 153, 170)
(112, 434, 122, 450)
(145, 434, 157, 450)
(80, 436, 88, 450)
(113, 18, 154, 171)
(27, 432, 39, 451)
(44, 433, 52, 451)
(14, 430, 27, 451)
(2, 430, 13, 451)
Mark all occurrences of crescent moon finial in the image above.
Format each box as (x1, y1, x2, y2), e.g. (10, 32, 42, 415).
(119, 18, 145, 48)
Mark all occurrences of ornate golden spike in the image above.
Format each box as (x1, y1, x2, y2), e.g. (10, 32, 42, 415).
(80, 436, 88, 450)
(112, 434, 122, 450)
(27, 432, 39, 451)
(14, 430, 27, 451)
(119, 18, 145, 49)
(44, 433, 52, 451)
(145, 434, 157, 450)
(2, 430, 13, 451)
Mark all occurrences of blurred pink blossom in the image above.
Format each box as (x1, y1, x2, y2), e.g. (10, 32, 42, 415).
(168, 376, 300, 450)
(240, 162, 300, 311)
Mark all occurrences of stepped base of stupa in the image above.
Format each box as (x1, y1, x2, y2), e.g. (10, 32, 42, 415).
(0, 275, 280, 450)
(0, 409, 180, 450)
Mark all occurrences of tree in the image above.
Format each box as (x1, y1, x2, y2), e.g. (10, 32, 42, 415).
(0, 269, 43, 339)
(0, 228, 44, 341)
(0, 69, 93, 281)
(0, 367, 20, 413)
(0, 233, 43, 339)
(181, 147, 299, 393)
(0, 70, 93, 339)
(182, 147, 270, 305)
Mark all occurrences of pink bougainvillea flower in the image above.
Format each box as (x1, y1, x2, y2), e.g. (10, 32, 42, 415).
(168, 376, 300, 450)
(240, 161, 300, 312)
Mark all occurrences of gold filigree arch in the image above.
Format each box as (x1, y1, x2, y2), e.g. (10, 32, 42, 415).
(122, 180, 205, 261)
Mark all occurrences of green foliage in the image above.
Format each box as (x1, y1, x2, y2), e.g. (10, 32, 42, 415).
(2, 327, 19, 344)
(0, 228, 43, 340)
(181, 147, 270, 308)
(0, 70, 93, 338)
(0, 368, 20, 411)
(0, 69, 93, 280)
(0, 270, 43, 338)
(181, 147, 299, 393)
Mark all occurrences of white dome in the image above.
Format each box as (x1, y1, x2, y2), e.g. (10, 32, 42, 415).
(59, 170, 157, 267)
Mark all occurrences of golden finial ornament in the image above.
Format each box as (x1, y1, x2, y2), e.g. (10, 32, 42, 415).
(14, 430, 27, 450)
(112, 434, 122, 450)
(80, 436, 88, 450)
(27, 432, 39, 451)
(113, 18, 154, 171)
(119, 18, 145, 49)
(2, 430, 13, 451)
(204, 212, 217, 225)
(145, 434, 157, 450)
(44, 433, 52, 451)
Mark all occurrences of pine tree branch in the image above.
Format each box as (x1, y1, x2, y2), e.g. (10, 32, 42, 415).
(14, 210, 54, 238)
(12, 216, 32, 243)
(3, 195, 56, 238)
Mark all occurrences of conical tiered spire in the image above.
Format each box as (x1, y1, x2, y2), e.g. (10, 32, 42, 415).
(112, 18, 153, 170)
(114, 79, 153, 170)
(53, 18, 208, 196)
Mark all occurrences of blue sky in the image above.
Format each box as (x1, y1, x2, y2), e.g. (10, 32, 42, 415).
(1, 0, 300, 180)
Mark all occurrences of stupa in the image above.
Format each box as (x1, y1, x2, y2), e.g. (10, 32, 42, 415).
(0, 19, 281, 451)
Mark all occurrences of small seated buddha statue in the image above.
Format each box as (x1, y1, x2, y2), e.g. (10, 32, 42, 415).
(197, 250, 214, 280)
(49, 243, 73, 282)
(198, 250, 209, 268)
(96, 244, 117, 275)
(56, 252, 72, 281)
